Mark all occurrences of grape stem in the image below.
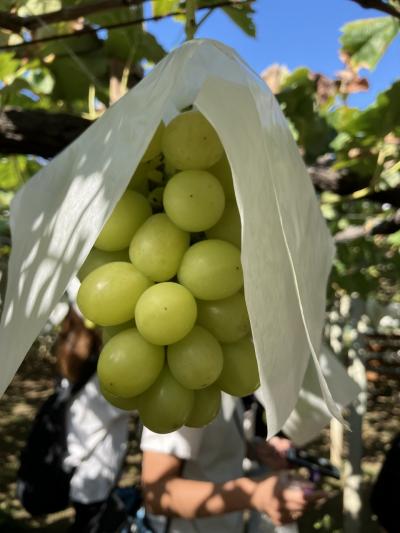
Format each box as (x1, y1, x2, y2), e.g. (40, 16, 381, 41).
(185, 0, 197, 41)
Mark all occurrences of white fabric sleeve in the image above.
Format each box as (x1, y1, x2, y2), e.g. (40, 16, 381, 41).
(140, 426, 204, 461)
(64, 376, 130, 504)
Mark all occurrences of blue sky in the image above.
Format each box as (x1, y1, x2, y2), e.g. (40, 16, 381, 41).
(146, 0, 400, 108)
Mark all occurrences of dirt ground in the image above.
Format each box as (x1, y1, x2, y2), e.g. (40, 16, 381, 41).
(0, 336, 398, 532)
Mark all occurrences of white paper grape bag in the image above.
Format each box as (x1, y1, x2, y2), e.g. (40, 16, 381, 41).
(0, 39, 342, 436)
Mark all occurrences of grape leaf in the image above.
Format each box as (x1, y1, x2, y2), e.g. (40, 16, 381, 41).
(387, 230, 400, 247)
(0, 157, 23, 191)
(278, 68, 335, 162)
(17, 0, 62, 16)
(152, 0, 181, 17)
(197, 0, 256, 36)
(0, 53, 20, 81)
(340, 17, 400, 71)
(222, 4, 256, 37)
(25, 67, 55, 95)
(345, 81, 400, 139)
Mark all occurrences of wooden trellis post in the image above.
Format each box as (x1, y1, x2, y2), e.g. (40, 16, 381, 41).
(342, 297, 367, 533)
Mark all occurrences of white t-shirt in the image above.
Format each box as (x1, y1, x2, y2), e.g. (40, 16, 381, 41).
(64, 376, 130, 503)
(140, 394, 247, 533)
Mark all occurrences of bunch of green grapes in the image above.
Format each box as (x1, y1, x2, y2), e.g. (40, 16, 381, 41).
(77, 110, 260, 434)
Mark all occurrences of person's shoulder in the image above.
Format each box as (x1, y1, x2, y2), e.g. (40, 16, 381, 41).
(141, 425, 205, 460)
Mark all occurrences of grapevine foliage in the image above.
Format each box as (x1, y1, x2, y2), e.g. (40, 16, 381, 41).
(0, 1, 399, 304)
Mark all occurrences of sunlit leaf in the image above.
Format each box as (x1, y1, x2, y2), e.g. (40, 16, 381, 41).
(25, 67, 55, 95)
(340, 17, 400, 71)
(17, 0, 62, 16)
(327, 107, 362, 133)
(387, 230, 400, 246)
(347, 81, 400, 139)
(0, 158, 24, 191)
(0, 156, 40, 191)
(38, 30, 108, 103)
(0, 53, 20, 81)
(152, 0, 181, 17)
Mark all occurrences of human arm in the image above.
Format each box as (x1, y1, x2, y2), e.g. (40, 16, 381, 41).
(141, 450, 325, 525)
(248, 435, 293, 470)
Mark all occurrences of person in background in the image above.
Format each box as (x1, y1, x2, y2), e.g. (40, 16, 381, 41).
(55, 308, 131, 533)
(140, 393, 326, 533)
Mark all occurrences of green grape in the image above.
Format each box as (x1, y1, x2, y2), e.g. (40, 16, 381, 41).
(102, 320, 134, 343)
(128, 162, 149, 193)
(138, 366, 194, 433)
(163, 170, 225, 232)
(178, 239, 243, 300)
(147, 169, 164, 184)
(147, 187, 164, 211)
(141, 122, 165, 163)
(95, 190, 152, 252)
(185, 385, 221, 428)
(196, 291, 251, 343)
(164, 157, 177, 177)
(162, 110, 223, 170)
(167, 325, 223, 390)
(135, 282, 197, 345)
(98, 328, 164, 398)
(209, 152, 235, 201)
(217, 336, 260, 397)
(78, 248, 129, 282)
(77, 262, 152, 326)
(128, 155, 164, 194)
(205, 202, 241, 249)
(99, 382, 140, 411)
(129, 175, 149, 196)
(129, 214, 189, 282)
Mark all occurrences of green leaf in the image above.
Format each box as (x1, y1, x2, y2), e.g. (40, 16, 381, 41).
(387, 230, 400, 247)
(327, 106, 361, 132)
(152, 0, 181, 17)
(197, 0, 256, 36)
(277, 68, 335, 161)
(280, 67, 310, 89)
(138, 32, 166, 63)
(222, 4, 256, 37)
(88, 9, 165, 66)
(39, 31, 108, 103)
(88, 9, 141, 62)
(0, 158, 23, 191)
(0, 53, 20, 81)
(340, 17, 400, 71)
(347, 80, 400, 139)
(17, 0, 62, 16)
(0, 218, 10, 238)
(25, 67, 55, 95)
(0, 78, 34, 107)
(330, 132, 351, 151)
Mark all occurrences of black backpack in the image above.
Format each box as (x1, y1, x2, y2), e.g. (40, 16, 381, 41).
(16, 354, 97, 517)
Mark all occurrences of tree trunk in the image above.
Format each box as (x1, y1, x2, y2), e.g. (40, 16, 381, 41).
(0, 108, 91, 159)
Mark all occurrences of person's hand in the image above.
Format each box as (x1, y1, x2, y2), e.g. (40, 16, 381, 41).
(252, 436, 292, 470)
(250, 471, 327, 526)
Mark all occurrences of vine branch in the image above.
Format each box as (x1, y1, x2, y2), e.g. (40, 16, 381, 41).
(0, 0, 145, 32)
(350, 0, 400, 19)
(185, 0, 197, 41)
(334, 209, 400, 243)
(0, 0, 253, 51)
